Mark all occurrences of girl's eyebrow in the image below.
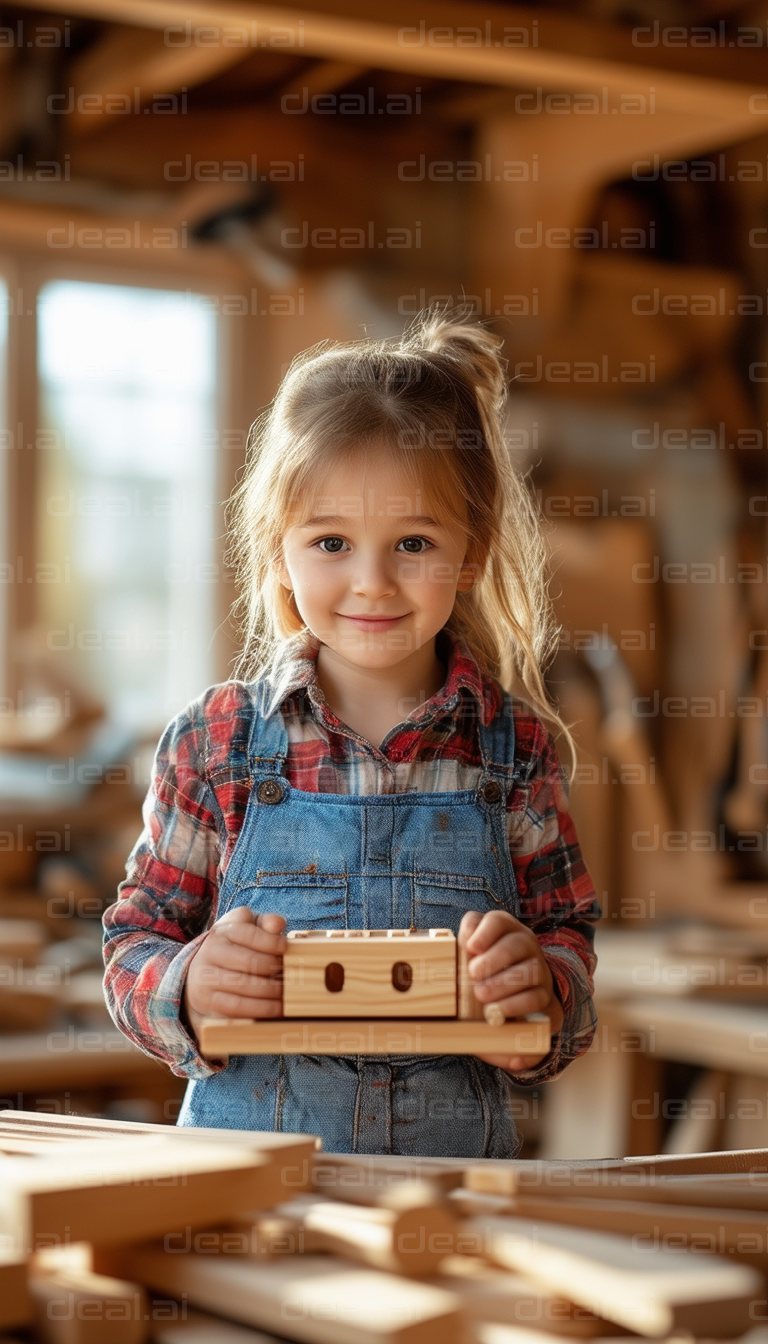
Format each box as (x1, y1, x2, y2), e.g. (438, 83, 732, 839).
(297, 514, 441, 528)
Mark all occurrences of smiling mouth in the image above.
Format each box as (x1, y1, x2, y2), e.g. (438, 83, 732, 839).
(339, 613, 408, 622)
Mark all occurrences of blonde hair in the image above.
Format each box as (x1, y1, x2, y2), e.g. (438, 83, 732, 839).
(226, 309, 575, 774)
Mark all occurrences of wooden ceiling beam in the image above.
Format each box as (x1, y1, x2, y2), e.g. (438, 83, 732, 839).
(9, 0, 768, 122)
(281, 60, 367, 100)
(67, 26, 248, 137)
(0, 197, 251, 276)
(471, 107, 758, 334)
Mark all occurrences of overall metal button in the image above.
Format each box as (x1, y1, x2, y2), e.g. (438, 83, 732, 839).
(257, 778, 286, 804)
(481, 779, 502, 803)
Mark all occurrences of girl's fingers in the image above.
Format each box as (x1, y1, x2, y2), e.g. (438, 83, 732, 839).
(458, 910, 484, 945)
(257, 912, 287, 935)
(201, 968, 283, 998)
(468, 934, 536, 982)
(473, 955, 543, 998)
(208, 990, 284, 1018)
(216, 918, 287, 957)
(202, 941, 284, 979)
(484, 986, 551, 1017)
(465, 910, 524, 955)
(476, 1052, 548, 1070)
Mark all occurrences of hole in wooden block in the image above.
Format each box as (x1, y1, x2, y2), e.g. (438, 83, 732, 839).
(324, 962, 345, 993)
(392, 961, 413, 992)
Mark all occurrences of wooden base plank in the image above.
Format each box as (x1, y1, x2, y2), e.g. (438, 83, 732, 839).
(198, 1015, 550, 1058)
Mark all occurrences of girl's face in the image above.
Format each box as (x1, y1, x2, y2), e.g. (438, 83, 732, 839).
(276, 450, 474, 667)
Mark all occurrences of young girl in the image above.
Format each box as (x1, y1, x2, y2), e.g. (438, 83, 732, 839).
(103, 311, 600, 1159)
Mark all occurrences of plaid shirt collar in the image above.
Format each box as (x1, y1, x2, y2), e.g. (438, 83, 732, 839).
(263, 626, 500, 729)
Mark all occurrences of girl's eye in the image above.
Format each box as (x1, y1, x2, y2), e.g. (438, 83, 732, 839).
(313, 535, 433, 555)
(314, 537, 347, 554)
(397, 536, 433, 554)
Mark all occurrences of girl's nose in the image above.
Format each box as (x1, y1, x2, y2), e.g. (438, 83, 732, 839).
(350, 553, 397, 596)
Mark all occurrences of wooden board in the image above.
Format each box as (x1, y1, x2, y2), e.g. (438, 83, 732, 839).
(498, 1168, 768, 1211)
(0, 1252, 30, 1330)
(198, 1014, 550, 1058)
(601, 997, 768, 1077)
(283, 929, 457, 1018)
(473, 1329, 650, 1344)
(467, 1215, 760, 1337)
(428, 1258, 606, 1335)
(0, 1136, 287, 1254)
(0, 980, 59, 1031)
(464, 1145, 768, 1195)
(97, 1246, 465, 1344)
(313, 1154, 466, 1202)
(479, 1193, 768, 1270)
(29, 1266, 148, 1344)
(267, 1193, 459, 1275)
(0, 1029, 168, 1092)
(153, 1312, 286, 1343)
(0, 1114, 319, 1196)
(594, 927, 768, 1001)
(0, 918, 46, 965)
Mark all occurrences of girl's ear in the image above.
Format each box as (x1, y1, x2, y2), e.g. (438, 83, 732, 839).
(457, 559, 482, 592)
(456, 563, 474, 592)
(274, 554, 291, 590)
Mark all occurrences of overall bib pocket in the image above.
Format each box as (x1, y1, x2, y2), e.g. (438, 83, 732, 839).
(232, 870, 348, 930)
(413, 869, 506, 932)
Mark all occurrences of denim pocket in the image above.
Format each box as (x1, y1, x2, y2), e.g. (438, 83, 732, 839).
(234, 870, 348, 930)
(413, 870, 504, 934)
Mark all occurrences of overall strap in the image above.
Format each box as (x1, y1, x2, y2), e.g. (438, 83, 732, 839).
(246, 680, 289, 782)
(476, 689, 517, 788)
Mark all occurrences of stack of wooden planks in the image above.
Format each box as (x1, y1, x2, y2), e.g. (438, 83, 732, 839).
(2, 1111, 768, 1343)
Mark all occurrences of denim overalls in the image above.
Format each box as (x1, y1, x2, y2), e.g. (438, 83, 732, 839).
(177, 679, 525, 1158)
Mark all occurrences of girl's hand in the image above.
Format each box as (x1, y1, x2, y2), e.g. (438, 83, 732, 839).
(458, 909, 564, 1072)
(183, 908, 286, 1041)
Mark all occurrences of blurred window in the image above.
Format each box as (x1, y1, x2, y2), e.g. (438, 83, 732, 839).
(36, 281, 218, 733)
(0, 275, 7, 690)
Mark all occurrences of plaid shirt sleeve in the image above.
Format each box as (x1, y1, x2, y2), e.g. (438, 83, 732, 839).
(102, 689, 232, 1080)
(504, 708, 601, 1087)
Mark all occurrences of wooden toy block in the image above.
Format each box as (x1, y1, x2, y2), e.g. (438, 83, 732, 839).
(29, 1265, 148, 1344)
(0, 1251, 31, 1330)
(265, 1192, 460, 1276)
(457, 937, 484, 1021)
(0, 1136, 292, 1254)
(96, 1245, 465, 1344)
(283, 929, 457, 1018)
(465, 1215, 761, 1337)
(199, 1013, 550, 1058)
(200, 927, 551, 1056)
